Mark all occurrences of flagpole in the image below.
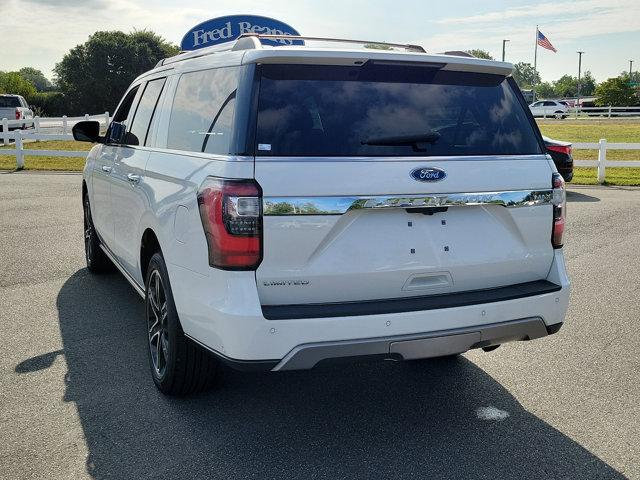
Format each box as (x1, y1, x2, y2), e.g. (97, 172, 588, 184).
(533, 25, 539, 102)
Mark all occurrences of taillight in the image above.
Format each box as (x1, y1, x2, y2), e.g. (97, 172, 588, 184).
(15, 108, 21, 120)
(197, 177, 262, 270)
(547, 144, 572, 156)
(551, 172, 566, 248)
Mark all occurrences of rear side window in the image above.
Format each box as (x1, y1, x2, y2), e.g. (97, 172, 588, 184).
(127, 77, 166, 146)
(0, 97, 21, 108)
(256, 64, 542, 157)
(167, 67, 239, 154)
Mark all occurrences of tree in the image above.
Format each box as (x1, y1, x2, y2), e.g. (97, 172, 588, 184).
(551, 71, 597, 98)
(18, 67, 52, 91)
(54, 30, 179, 115)
(577, 71, 597, 96)
(0, 71, 37, 97)
(26, 91, 67, 117)
(512, 62, 540, 88)
(595, 76, 637, 106)
(620, 70, 640, 84)
(466, 49, 494, 60)
(553, 75, 578, 97)
(535, 81, 555, 98)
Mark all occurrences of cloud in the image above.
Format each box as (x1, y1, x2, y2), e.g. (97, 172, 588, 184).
(436, 0, 609, 25)
(24, 0, 107, 7)
(418, 0, 640, 54)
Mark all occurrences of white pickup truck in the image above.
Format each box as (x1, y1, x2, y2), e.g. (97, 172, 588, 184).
(0, 94, 34, 130)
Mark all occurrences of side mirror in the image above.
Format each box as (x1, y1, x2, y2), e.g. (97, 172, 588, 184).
(72, 121, 102, 143)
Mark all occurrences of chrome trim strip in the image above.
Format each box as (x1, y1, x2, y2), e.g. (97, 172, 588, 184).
(263, 189, 553, 216)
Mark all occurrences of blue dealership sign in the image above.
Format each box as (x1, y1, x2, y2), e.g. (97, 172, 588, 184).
(180, 15, 301, 51)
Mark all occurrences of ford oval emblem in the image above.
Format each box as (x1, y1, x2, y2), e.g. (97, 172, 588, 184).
(410, 167, 447, 182)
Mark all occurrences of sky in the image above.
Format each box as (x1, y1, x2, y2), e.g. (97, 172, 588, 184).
(3, 0, 639, 83)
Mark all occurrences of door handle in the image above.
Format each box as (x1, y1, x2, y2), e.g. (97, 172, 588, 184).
(127, 173, 141, 184)
(101, 165, 112, 173)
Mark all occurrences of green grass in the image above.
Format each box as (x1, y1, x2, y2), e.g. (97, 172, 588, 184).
(537, 119, 640, 161)
(0, 140, 92, 171)
(572, 167, 640, 186)
(537, 119, 640, 185)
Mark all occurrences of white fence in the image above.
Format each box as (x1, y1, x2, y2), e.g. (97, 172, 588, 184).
(537, 106, 640, 120)
(573, 140, 640, 183)
(0, 129, 88, 169)
(570, 106, 640, 118)
(1, 112, 110, 145)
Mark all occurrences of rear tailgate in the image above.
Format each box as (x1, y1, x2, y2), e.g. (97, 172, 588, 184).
(252, 62, 554, 306)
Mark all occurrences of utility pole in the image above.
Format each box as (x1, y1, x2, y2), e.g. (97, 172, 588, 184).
(533, 26, 539, 102)
(577, 51, 584, 108)
(630, 60, 634, 79)
(502, 39, 510, 62)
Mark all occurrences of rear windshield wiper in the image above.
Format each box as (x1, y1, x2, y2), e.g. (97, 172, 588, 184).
(361, 132, 441, 152)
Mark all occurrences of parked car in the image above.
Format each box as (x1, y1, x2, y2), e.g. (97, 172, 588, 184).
(529, 100, 569, 119)
(544, 136, 573, 182)
(0, 94, 33, 130)
(74, 34, 570, 395)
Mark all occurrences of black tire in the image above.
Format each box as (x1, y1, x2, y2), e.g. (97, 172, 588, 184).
(83, 193, 112, 273)
(145, 252, 218, 395)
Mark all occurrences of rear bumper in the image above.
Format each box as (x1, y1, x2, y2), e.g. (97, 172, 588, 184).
(169, 250, 570, 367)
(273, 317, 559, 370)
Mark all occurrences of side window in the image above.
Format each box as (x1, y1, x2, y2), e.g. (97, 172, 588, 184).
(167, 67, 239, 154)
(126, 78, 166, 146)
(113, 87, 139, 124)
(107, 86, 139, 145)
(203, 94, 236, 154)
(543, 101, 556, 106)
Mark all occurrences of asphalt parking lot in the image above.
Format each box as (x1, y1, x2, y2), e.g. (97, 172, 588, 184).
(1, 172, 639, 479)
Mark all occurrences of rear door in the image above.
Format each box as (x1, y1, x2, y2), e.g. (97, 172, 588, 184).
(253, 62, 555, 306)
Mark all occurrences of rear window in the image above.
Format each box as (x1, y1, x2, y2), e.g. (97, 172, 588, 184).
(255, 63, 542, 157)
(0, 97, 21, 108)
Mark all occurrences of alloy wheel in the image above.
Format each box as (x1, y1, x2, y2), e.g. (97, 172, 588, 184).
(147, 269, 169, 378)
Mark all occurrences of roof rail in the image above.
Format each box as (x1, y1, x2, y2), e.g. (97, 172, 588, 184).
(440, 50, 475, 58)
(236, 33, 426, 53)
(157, 41, 242, 67)
(156, 33, 426, 67)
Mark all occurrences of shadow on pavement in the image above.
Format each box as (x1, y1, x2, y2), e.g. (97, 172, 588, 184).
(36, 269, 623, 479)
(15, 349, 64, 373)
(566, 190, 600, 203)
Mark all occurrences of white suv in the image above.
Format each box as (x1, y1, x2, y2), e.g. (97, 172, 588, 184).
(74, 35, 570, 395)
(529, 100, 569, 119)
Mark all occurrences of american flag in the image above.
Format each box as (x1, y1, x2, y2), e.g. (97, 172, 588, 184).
(537, 30, 557, 52)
